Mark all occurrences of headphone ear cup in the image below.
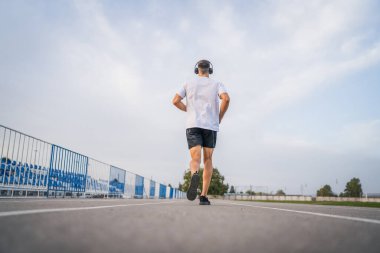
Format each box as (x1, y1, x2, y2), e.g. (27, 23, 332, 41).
(194, 68, 199, 74)
(209, 68, 213, 74)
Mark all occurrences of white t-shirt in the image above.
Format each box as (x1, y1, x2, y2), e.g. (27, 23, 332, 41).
(177, 76, 227, 132)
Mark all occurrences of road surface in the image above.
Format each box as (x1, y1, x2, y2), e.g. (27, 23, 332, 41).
(0, 198, 379, 253)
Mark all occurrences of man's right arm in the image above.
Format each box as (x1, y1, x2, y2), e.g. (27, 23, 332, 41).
(172, 94, 187, 112)
(219, 93, 230, 123)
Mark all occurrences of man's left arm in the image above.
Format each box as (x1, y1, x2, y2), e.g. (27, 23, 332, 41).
(219, 92, 230, 123)
(172, 94, 186, 112)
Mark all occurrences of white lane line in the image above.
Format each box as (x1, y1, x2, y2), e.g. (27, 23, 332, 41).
(0, 198, 127, 203)
(0, 201, 179, 218)
(221, 202, 380, 225)
(265, 201, 380, 212)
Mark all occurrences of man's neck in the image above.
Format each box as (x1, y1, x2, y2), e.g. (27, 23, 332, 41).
(198, 73, 209, 78)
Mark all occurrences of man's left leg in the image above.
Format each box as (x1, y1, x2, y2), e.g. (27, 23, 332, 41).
(201, 147, 214, 196)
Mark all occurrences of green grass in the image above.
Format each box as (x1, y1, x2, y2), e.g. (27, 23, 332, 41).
(238, 199, 380, 208)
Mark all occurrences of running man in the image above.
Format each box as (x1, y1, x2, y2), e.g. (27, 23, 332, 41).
(172, 59, 230, 205)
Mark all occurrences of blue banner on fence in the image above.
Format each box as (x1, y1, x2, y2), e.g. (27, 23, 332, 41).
(48, 145, 88, 193)
(135, 175, 144, 198)
(149, 180, 155, 198)
(109, 166, 125, 195)
(159, 184, 166, 199)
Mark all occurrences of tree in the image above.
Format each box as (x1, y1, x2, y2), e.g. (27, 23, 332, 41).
(229, 185, 236, 194)
(275, 189, 286, 196)
(316, 185, 335, 197)
(179, 168, 229, 196)
(341, 178, 363, 197)
(246, 190, 255, 195)
(179, 171, 192, 192)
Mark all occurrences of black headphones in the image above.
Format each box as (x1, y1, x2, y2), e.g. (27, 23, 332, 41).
(194, 60, 213, 75)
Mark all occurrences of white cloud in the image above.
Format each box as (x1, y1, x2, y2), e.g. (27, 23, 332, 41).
(333, 120, 380, 158)
(56, 1, 143, 105)
(253, 42, 380, 117)
(257, 119, 380, 157)
(1, 0, 379, 194)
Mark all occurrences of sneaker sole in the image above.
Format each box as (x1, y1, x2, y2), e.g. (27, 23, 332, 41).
(186, 173, 200, 201)
(199, 201, 211, 205)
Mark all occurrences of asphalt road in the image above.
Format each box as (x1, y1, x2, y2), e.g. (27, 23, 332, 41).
(0, 198, 379, 253)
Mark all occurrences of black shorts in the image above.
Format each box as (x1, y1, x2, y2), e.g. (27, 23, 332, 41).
(186, 128, 217, 149)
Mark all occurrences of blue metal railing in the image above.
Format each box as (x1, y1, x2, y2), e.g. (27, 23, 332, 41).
(0, 124, 185, 199)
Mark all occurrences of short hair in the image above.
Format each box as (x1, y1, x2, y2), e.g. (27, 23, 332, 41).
(198, 67, 209, 74)
(195, 59, 213, 75)
(198, 60, 210, 69)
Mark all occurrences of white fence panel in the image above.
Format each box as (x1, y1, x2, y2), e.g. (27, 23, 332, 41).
(124, 171, 136, 198)
(1, 125, 51, 197)
(86, 159, 110, 196)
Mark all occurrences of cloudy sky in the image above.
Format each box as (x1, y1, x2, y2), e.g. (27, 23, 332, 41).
(1, 0, 379, 195)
